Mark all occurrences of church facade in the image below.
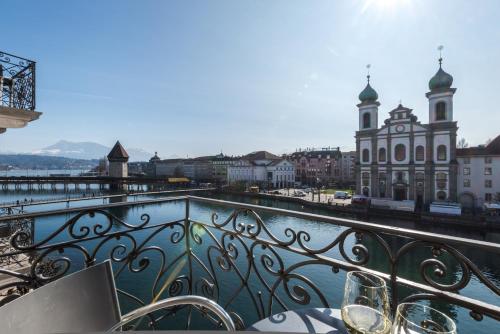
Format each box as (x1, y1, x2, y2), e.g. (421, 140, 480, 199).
(355, 58, 458, 209)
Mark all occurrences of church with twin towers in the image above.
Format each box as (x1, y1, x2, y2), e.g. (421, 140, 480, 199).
(355, 55, 458, 209)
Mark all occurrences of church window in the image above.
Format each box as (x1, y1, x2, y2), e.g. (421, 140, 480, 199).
(437, 145, 447, 161)
(395, 144, 406, 161)
(435, 102, 446, 121)
(415, 145, 425, 161)
(485, 167, 492, 175)
(463, 167, 470, 175)
(436, 191, 447, 201)
(378, 148, 386, 162)
(396, 171, 404, 182)
(485, 180, 492, 188)
(363, 113, 371, 129)
(362, 149, 369, 162)
(362, 172, 370, 186)
(464, 179, 471, 187)
(436, 173, 447, 190)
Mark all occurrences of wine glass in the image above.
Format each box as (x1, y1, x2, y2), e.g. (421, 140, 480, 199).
(341, 271, 392, 334)
(392, 303, 457, 334)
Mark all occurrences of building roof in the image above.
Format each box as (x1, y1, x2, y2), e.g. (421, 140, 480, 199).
(149, 152, 161, 162)
(358, 75, 378, 103)
(107, 141, 129, 160)
(429, 58, 453, 91)
(457, 135, 500, 157)
(288, 148, 342, 160)
(243, 151, 280, 161)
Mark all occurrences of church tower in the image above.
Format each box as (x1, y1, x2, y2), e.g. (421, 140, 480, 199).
(357, 73, 379, 131)
(426, 51, 456, 123)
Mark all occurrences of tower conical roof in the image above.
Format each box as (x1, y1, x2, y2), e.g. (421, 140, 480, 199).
(107, 141, 129, 160)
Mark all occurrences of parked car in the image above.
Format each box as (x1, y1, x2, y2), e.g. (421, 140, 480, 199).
(303, 188, 312, 193)
(271, 190, 281, 195)
(351, 195, 370, 206)
(293, 190, 307, 197)
(334, 191, 350, 199)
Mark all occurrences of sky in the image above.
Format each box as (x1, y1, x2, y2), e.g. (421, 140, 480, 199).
(1, 0, 500, 158)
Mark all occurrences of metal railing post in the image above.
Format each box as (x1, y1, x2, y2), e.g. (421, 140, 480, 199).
(184, 196, 194, 329)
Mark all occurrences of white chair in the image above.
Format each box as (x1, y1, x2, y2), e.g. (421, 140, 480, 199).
(0, 260, 235, 333)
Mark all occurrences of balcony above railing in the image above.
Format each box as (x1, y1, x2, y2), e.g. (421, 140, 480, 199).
(0, 195, 499, 332)
(0, 51, 41, 133)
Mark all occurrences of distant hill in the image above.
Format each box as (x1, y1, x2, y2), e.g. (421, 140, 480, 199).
(0, 154, 98, 170)
(32, 140, 153, 162)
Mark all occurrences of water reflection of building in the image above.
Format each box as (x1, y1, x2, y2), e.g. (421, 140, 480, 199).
(355, 56, 458, 209)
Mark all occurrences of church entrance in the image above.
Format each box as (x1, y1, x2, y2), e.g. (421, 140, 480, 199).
(394, 187, 407, 201)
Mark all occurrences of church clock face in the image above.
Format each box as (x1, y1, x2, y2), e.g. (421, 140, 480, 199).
(395, 124, 405, 133)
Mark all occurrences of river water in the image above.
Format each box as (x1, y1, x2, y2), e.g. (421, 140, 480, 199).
(1, 190, 499, 332)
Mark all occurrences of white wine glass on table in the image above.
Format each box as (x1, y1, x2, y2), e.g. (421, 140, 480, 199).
(392, 303, 457, 334)
(341, 271, 392, 334)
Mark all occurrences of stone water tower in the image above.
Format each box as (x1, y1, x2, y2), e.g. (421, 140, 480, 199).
(107, 141, 129, 178)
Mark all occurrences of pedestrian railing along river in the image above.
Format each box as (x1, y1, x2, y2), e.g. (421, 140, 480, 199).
(0, 195, 499, 331)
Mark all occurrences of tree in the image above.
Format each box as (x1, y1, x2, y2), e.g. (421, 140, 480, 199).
(457, 138, 469, 149)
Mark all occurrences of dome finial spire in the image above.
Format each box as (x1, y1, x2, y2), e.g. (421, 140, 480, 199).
(438, 45, 444, 68)
(358, 64, 378, 103)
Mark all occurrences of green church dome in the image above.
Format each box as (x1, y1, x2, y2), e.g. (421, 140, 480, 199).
(429, 59, 453, 91)
(358, 77, 378, 103)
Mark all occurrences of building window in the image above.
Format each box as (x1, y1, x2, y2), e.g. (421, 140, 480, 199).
(435, 101, 446, 121)
(485, 157, 492, 164)
(362, 172, 370, 186)
(362, 149, 369, 163)
(363, 113, 371, 129)
(463, 167, 470, 175)
(485, 193, 493, 202)
(436, 173, 447, 190)
(464, 179, 471, 187)
(395, 144, 406, 161)
(437, 191, 447, 201)
(463, 157, 470, 164)
(378, 148, 386, 162)
(437, 145, 447, 161)
(415, 145, 425, 161)
(485, 167, 492, 175)
(485, 180, 492, 188)
(396, 171, 404, 182)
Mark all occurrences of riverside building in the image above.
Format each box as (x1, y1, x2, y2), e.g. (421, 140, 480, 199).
(355, 56, 458, 210)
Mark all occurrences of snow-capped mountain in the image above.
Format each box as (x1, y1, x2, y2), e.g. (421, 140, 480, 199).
(32, 140, 153, 162)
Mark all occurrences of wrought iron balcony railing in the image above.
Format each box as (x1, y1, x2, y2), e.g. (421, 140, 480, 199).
(0, 51, 36, 111)
(0, 195, 499, 331)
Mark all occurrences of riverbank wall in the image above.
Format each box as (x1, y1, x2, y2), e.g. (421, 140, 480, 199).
(218, 190, 500, 232)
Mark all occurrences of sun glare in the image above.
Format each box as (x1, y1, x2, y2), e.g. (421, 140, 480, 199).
(362, 0, 412, 14)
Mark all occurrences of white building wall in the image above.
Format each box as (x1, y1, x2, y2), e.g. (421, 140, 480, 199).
(458, 156, 500, 207)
